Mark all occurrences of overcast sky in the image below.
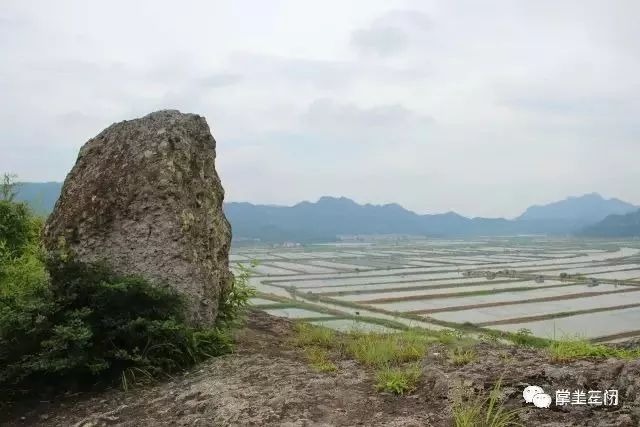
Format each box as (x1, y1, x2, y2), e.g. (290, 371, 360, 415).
(1, 1, 639, 218)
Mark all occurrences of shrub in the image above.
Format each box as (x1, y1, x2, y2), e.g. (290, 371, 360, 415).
(0, 197, 47, 299)
(0, 200, 41, 258)
(0, 196, 254, 400)
(0, 258, 235, 398)
(216, 262, 256, 328)
(0, 239, 48, 299)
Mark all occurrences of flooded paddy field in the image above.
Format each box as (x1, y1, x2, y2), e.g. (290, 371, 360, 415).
(491, 306, 640, 340)
(233, 238, 640, 340)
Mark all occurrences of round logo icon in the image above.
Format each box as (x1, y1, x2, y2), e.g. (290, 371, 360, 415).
(523, 385, 545, 403)
(532, 393, 552, 408)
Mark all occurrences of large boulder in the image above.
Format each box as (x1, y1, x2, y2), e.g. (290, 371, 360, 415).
(44, 110, 232, 326)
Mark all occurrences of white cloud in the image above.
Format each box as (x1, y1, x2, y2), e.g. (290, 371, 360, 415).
(1, 0, 640, 217)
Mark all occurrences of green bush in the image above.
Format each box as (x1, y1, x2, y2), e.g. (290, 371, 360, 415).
(216, 262, 256, 328)
(0, 200, 47, 299)
(0, 200, 41, 258)
(0, 195, 253, 400)
(0, 259, 234, 398)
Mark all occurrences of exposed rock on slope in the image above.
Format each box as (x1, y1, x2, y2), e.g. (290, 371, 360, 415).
(44, 110, 232, 326)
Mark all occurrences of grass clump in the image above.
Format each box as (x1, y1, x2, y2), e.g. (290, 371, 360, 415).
(448, 347, 477, 366)
(292, 325, 429, 394)
(292, 323, 337, 373)
(548, 337, 640, 362)
(345, 330, 429, 395)
(375, 363, 421, 395)
(453, 379, 523, 427)
(1, 258, 235, 398)
(292, 322, 336, 348)
(345, 329, 433, 367)
(303, 346, 337, 373)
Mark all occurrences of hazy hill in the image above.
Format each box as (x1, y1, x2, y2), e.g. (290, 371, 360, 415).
(13, 183, 640, 241)
(14, 182, 63, 215)
(517, 193, 637, 225)
(224, 197, 580, 242)
(581, 209, 640, 237)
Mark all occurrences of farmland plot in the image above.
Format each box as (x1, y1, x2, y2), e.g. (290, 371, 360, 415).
(233, 239, 640, 335)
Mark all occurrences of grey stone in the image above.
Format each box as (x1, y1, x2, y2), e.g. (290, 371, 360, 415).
(44, 110, 232, 326)
(421, 367, 449, 398)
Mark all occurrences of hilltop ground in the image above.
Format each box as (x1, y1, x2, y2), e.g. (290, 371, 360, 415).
(2, 310, 640, 427)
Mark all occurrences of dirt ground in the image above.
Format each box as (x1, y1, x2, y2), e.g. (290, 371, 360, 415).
(2, 310, 640, 426)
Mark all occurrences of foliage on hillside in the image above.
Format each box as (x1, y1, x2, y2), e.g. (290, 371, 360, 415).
(0, 180, 253, 400)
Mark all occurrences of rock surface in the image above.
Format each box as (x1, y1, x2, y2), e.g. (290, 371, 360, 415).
(44, 110, 232, 326)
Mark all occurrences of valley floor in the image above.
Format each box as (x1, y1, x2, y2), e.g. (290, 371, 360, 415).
(3, 310, 640, 426)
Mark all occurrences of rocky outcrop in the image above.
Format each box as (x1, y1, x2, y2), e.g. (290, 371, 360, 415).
(44, 110, 232, 326)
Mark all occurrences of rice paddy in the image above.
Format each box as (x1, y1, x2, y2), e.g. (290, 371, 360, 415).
(237, 238, 640, 342)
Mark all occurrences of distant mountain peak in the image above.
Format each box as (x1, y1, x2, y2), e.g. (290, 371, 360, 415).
(317, 196, 356, 204)
(517, 193, 637, 224)
(573, 192, 601, 199)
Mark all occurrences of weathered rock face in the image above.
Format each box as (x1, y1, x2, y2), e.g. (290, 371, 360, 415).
(44, 110, 232, 326)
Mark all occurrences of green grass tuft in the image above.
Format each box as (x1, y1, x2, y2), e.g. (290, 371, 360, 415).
(549, 336, 640, 362)
(375, 364, 421, 395)
(448, 347, 477, 366)
(453, 378, 523, 427)
(292, 322, 336, 348)
(303, 346, 337, 373)
(345, 330, 428, 367)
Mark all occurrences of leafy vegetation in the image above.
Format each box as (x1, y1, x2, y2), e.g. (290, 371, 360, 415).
(452, 379, 523, 427)
(292, 322, 336, 348)
(345, 329, 428, 367)
(292, 325, 476, 394)
(216, 261, 257, 328)
(375, 363, 421, 395)
(0, 182, 254, 400)
(448, 347, 477, 366)
(303, 346, 337, 373)
(548, 337, 640, 362)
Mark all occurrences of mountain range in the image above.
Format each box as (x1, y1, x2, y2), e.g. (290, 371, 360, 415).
(226, 194, 639, 242)
(517, 193, 637, 225)
(11, 182, 640, 241)
(580, 209, 640, 237)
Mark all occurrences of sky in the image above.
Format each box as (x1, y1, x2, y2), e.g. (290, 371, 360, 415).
(1, 0, 639, 218)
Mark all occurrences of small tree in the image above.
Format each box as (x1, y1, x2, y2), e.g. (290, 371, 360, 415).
(1, 173, 18, 202)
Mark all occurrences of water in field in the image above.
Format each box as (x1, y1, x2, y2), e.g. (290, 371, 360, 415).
(432, 290, 640, 324)
(233, 239, 640, 339)
(336, 279, 564, 302)
(490, 306, 640, 339)
(370, 283, 632, 313)
(589, 270, 640, 280)
(263, 308, 333, 319)
(249, 298, 281, 306)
